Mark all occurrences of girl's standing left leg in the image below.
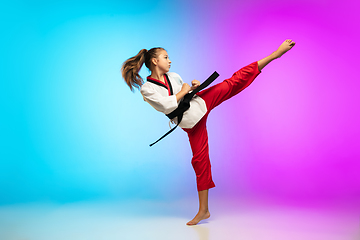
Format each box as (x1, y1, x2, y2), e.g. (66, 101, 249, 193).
(183, 113, 215, 225)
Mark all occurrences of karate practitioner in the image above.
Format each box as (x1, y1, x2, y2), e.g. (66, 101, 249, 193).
(121, 39, 296, 225)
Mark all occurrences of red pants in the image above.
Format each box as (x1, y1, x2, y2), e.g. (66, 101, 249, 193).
(182, 61, 261, 191)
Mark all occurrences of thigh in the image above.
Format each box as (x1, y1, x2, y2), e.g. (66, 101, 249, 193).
(196, 61, 261, 112)
(196, 81, 231, 112)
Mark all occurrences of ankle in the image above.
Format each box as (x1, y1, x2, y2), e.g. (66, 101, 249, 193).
(199, 208, 209, 213)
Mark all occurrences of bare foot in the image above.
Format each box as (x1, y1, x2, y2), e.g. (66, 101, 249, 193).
(186, 210, 210, 226)
(274, 39, 296, 58)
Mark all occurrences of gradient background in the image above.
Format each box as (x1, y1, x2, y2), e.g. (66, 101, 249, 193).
(1, 0, 359, 208)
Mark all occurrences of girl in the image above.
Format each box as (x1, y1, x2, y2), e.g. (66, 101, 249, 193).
(121, 39, 296, 225)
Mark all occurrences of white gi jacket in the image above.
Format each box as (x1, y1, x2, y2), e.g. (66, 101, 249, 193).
(140, 72, 207, 129)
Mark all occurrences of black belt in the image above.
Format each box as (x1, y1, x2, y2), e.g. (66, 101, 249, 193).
(149, 71, 219, 147)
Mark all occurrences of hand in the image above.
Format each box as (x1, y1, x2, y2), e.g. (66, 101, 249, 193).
(191, 80, 200, 90)
(181, 83, 191, 93)
(274, 39, 296, 58)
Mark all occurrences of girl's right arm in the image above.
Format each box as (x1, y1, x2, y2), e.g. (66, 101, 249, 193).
(141, 84, 185, 115)
(140, 79, 191, 114)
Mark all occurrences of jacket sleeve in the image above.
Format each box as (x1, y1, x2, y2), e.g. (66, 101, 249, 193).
(140, 84, 178, 115)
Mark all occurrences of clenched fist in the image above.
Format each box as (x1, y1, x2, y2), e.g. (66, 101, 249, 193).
(191, 80, 200, 90)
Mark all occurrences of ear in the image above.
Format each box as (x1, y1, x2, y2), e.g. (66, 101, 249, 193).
(151, 57, 158, 66)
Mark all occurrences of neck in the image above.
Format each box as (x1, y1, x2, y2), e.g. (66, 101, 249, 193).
(150, 69, 165, 82)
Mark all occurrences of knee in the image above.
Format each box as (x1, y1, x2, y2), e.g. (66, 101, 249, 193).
(191, 154, 210, 169)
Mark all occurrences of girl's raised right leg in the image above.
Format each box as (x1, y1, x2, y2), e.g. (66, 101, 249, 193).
(257, 39, 296, 71)
(197, 39, 296, 113)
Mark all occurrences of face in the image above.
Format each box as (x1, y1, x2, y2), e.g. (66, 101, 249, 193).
(153, 50, 171, 73)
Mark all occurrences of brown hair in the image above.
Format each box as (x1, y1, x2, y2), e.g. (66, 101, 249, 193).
(121, 47, 165, 91)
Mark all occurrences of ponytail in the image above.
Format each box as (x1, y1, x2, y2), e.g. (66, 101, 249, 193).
(121, 47, 165, 91)
(121, 49, 147, 91)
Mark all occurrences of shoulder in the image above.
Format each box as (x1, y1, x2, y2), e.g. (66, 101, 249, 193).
(140, 81, 154, 94)
(166, 72, 183, 84)
(166, 72, 181, 79)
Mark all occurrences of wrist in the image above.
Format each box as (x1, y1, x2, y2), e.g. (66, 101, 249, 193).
(181, 89, 189, 94)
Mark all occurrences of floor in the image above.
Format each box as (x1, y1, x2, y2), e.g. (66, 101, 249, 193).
(0, 197, 359, 240)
